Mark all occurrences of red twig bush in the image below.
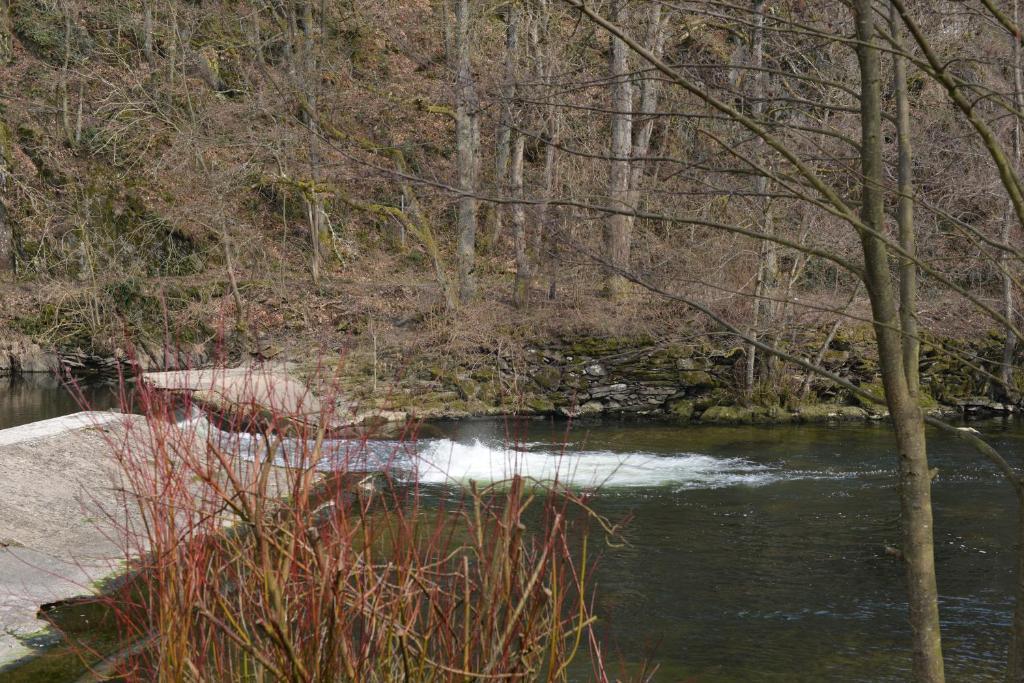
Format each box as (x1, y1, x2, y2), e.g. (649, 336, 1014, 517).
(89, 366, 616, 682)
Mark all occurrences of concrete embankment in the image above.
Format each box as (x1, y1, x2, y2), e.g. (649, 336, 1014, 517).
(0, 411, 136, 667)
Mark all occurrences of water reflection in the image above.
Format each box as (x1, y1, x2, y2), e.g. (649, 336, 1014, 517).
(0, 374, 118, 430)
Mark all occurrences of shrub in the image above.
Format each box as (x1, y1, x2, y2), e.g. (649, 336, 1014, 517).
(89, 364, 616, 681)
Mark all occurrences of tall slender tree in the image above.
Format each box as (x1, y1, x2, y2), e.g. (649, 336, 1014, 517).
(604, 0, 632, 299)
(563, 1, 947, 677)
(455, 0, 479, 304)
(1004, 0, 1023, 398)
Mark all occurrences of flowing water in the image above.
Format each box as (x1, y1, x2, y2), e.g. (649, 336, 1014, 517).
(2, 381, 1023, 681)
(419, 418, 1023, 681)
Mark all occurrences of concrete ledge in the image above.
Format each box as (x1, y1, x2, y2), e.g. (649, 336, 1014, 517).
(0, 411, 124, 447)
(0, 411, 137, 667)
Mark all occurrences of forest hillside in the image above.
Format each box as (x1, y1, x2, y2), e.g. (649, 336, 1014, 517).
(0, 0, 1020, 415)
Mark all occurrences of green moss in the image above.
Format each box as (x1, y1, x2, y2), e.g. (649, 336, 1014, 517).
(568, 335, 652, 357)
(667, 399, 695, 420)
(678, 370, 716, 389)
(0, 120, 13, 168)
(699, 405, 795, 424)
(796, 404, 868, 422)
(853, 381, 885, 409)
(524, 396, 555, 414)
(531, 365, 561, 391)
(453, 376, 479, 400)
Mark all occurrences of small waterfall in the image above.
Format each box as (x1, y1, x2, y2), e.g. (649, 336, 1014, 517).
(187, 414, 789, 489)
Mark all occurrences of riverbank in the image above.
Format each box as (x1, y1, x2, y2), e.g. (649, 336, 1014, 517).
(0, 322, 1015, 427)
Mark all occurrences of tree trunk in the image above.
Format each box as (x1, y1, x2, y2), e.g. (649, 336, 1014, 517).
(491, 3, 519, 248)
(299, 0, 324, 284)
(0, 199, 11, 277)
(625, 3, 665, 222)
(1006, 15, 1024, 683)
(511, 134, 528, 308)
(856, 3, 944, 680)
(746, 0, 777, 396)
(1003, 0, 1022, 400)
(604, 0, 632, 299)
(532, 0, 560, 301)
(0, 0, 12, 64)
(538, 115, 559, 300)
(455, 0, 478, 305)
(142, 0, 154, 63)
(891, 1, 919, 397)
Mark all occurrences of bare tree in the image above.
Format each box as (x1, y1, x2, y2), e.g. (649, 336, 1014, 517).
(142, 0, 154, 63)
(604, 0, 632, 300)
(0, 126, 10, 276)
(454, 0, 480, 305)
(0, 0, 12, 64)
(745, 0, 775, 397)
(853, 3, 943, 677)
(511, 132, 528, 307)
(563, 1, 946, 677)
(1004, 0, 1023, 397)
(491, 2, 519, 248)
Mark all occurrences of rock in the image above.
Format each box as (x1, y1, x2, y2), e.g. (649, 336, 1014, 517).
(525, 396, 556, 414)
(957, 397, 1013, 414)
(355, 410, 408, 427)
(453, 376, 480, 400)
(667, 399, 695, 420)
(541, 349, 564, 363)
(678, 370, 716, 389)
(795, 404, 868, 422)
(19, 344, 58, 374)
(531, 366, 562, 391)
(561, 372, 586, 390)
(589, 383, 627, 398)
(584, 363, 606, 377)
(558, 400, 604, 418)
(699, 405, 796, 424)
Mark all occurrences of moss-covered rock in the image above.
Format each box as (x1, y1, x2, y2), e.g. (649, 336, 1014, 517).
(667, 399, 695, 420)
(524, 396, 556, 414)
(453, 376, 479, 400)
(531, 365, 561, 391)
(699, 405, 795, 424)
(678, 370, 717, 389)
(853, 381, 885, 409)
(795, 404, 868, 422)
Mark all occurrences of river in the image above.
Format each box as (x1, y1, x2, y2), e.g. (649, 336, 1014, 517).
(424, 418, 1021, 681)
(1, 381, 1021, 681)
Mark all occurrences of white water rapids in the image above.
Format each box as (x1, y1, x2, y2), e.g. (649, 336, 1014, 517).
(179, 414, 819, 490)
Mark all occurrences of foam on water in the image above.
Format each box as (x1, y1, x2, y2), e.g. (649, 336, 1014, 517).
(185, 414, 788, 489)
(413, 438, 778, 489)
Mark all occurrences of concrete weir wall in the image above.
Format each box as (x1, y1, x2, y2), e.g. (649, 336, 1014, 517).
(0, 411, 133, 667)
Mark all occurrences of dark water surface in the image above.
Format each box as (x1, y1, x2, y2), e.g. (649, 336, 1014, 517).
(2, 381, 1022, 681)
(0, 375, 117, 430)
(429, 418, 1024, 681)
